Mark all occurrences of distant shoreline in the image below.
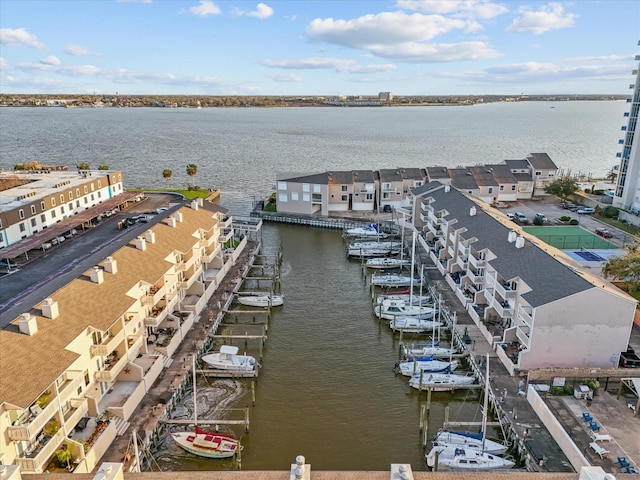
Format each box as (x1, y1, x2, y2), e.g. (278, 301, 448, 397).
(0, 93, 627, 108)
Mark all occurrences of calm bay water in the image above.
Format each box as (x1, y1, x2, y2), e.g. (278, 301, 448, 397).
(0, 101, 627, 216)
(0, 103, 626, 470)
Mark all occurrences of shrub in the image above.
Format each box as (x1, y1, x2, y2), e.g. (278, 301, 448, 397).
(533, 216, 544, 226)
(602, 206, 619, 219)
(560, 215, 571, 222)
(550, 386, 565, 395)
(564, 384, 574, 395)
(569, 219, 579, 225)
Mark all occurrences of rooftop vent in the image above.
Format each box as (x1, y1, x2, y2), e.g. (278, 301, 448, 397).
(135, 236, 146, 251)
(90, 266, 104, 284)
(508, 230, 517, 243)
(444, 185, 451, 193)
(167, 216, 176, 228)
(19, 313, 38, 336)
(175, 211, 183, 223)
(104, 256, 117, 274)
(515, 236, 525, 249)
(190, 200, 199, 211)
(41, 298, 59, 319)
(469, 206, 477, 216)
(145, 230, 156, 244)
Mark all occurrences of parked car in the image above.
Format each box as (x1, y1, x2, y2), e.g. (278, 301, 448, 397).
(515, 212, 528, 223)
(619, 346, 640, 368)
(506, 213, 516, 220)
(0, 260, 17, 268)
(41, 242, 52, 250)
(562, 202, 576, 209)
(577, 207, 595, 214)
(595, 228, 613, 238)
(382, 204, 393, 213)
(534, 213, 548, 223)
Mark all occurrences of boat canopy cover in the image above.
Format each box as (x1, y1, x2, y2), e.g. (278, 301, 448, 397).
(219, 345, 239, 355)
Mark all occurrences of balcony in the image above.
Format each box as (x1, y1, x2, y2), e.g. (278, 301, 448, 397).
(466, 269, 484, 284)
(494, 281, 516, 299)
(490, 296, 514, 318)
(219, 228, 233, 244)
(458, 243, 469, 256)
(455, 255, 468, 270)
(468, 254, 486, 269)
(16, 428, 66, 473)
(95, 353, 127, 382)
(447, 245, 456, 259)
(90, 329, 125, 357)
(144, 302, 169, 328)
(8, 395, 59, 442)
(517, 305, 533, 328)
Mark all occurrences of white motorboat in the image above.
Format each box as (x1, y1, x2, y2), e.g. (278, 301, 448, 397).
(171, 358, 239, 458)
(425, 445, 515, 469)
(374, 299, 436, 319)
(389, 317, 443, 333)
(433, 431, 508, 455)
(237, 293, 284, 308)
(344, 223, 389, 238)
(370, 274, 415, 288)
(375, 293, 432, 306)
(201, 345, 257, 372)
(348, 240, 402, 250)
(433, 354, 509, 456)
(396, 357, 459, 376)
(365, 257, 410, 269)
(347, 246, 401, 258)
(408, 372, 476, 391)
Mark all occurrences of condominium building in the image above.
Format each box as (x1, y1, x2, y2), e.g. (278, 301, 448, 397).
(0, 199, 245, 474)
(275, 154, 556, 217)
(0, 170, 124, 249)
(412, 182, 636, 375)
(613, 46, 640, 213)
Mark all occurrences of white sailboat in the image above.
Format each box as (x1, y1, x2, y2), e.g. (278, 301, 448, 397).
(430, 354, 510, 460)
(425, 444, 515, 470)
(408, 372, 476, 391)
(374, 292, 432, 306)
(389, 316, 443, 333)
(402, 342, 456, 358)
(365, 257, 411, 269)
(370, 273, 415, 288)
(344, 223, 389, 238)
(374, 299, 436, 319)
(395, 357, 459, 376)
(171, 358, 240, 458)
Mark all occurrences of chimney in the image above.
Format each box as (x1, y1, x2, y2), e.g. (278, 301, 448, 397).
(90, 266, 104, 284)
(19, 313, 38, 336)
(175, 211, 183, 223)
(508, 230, 517, 243)
(444, 185, 451, 193)
(104, 256, 117, 274)
(167, 216, 176, 228)
(145, 230, 156, 244)
(469, 206, 476, 216)
(191, 200, 198, 210)
(135, 236, 146, 251)
(515, 236, 525, 249)
(41, 298, 59, 319)
(197, 197, 204, 207)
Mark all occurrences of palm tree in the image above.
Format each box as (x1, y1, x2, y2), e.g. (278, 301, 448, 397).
(162, 169, 173, 183)
(98, 164, 109, 170)
(186, 164, 198, 188)
(605, 167, 618, 184)
(76, 162, 90, 171)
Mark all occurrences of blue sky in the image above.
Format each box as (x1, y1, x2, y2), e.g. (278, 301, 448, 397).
(1, 0, 638, 96)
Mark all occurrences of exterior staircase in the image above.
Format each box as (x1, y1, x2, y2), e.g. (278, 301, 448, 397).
(160, 353, 173, 368)
(113, 416, 131, 436)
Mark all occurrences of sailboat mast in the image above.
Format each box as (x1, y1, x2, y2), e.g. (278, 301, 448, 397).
(409, 230, 416, 300)
(192, 356, 197, 427)
(481, 353, 489, 451)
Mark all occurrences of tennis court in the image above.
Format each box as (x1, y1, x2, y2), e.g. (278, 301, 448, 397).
(523, 226, 617, 250)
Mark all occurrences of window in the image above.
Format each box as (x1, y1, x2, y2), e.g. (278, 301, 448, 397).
(19, 223, 25, 232)
(499, 185, 504, 191)
(488, 187, 493, 194)
(382, 192, 390, 199)
(341, 195, 348, 201)
(51, 197, 56, 206)
(313, 184, 321, 193)
(98, 180, 102, 188)
(366, 193, 373, 200)
(90, 184, 95, 191)
(68, 203, 73, 211)
(18, 209, 25, 219)
(52, 210, 56, 217)
(291, 192, 299, 201)
(511, 185, 516, 191)
(535, 171, 541, 176)
(41, 214, 46, 223)
(76, 188, 80, 197)
(277, 181, 287, 190)
(84, 197, 88, 204)
(303, 193, 310, 202)
(382, 182, 391, 190)
(341, 185, 348, 192)
(30, 205, 36, 215)
(61, 205, 65, 214)
(31, 218, 37, 227)
(303, 183, 310, 192)
(41, 201, 46, 211)
(60, 194, 64, 203)
(278, 193, 288, 202)
(68, 192, 73, 200)
(84, 186, 88, 193)
(91, 194, 95, 201)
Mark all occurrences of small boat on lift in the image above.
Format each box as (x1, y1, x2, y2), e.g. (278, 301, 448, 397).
(201, 345, 257, 372)
(237, 293, 284, 308)
(365, 257, 410, 269)
(344, 223, 389, 238)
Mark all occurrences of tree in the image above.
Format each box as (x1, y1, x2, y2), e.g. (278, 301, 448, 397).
(186, 164, 198, 187)
(605, 167, 618, 184)
(602, 250, 640, 292)
(162, 169, 173, 183)
(76, 162, 90, 170)
(544, 176, 579, 201)
(98, 164, 109, 170)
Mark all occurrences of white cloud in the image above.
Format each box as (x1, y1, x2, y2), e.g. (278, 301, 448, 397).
(396, 0, 508, 19)
(0, 28, 46, 50)
(306, 11, 467, 48)
(64, 44, 97, 56)
(247, 3, 274, 19)
(267, 72, 302, 82)
(506, 3, 576, 35)
(261, 56, 396, 74)
(41, 55, 61, 66)
(369, 41, 501, 62)
(189, 1, 221, 17)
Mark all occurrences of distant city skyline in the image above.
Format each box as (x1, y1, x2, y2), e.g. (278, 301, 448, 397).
(1, 0, 638, 96)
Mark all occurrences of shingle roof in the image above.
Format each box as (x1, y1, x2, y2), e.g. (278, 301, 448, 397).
(489, 164, 518, 184)
(277, 172, 329, 184)
(427, 167, 451, 180)
(378, 169, 403, 182)
(448, 169, 479, 190)
(399, 167, 425, 180)
(527, 153, 558, 170)
(415, 183, 595, 307)
(469, 167, 498, 187)
(504, 159, 530, 170)
(327, 171, 353, 185)
(351, 170, 375, 182)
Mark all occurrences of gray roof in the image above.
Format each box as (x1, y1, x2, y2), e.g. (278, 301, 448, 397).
(504, 159, 530, 171)
(426, 166, 451, 180)
(327, 171, 354, 185)
(378, 169, 403, 182)
(513, 172, 533, 181)
(399, 167, 425, 180)
(352, 170, 375, 182)
(449, 168, 479, 190)
(488, 164, 518, 184)
(277, 172, 329, 184)
(527, 153, 558, 170)
(469, 166, 498, 187)
(416, 183, 594, 307)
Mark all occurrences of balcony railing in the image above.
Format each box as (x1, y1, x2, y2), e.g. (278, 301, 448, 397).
(15, 428, 65, 473)
(468, 255, 485, 269)
(90, 329, 125, 357)
(8, 397, 58, 442)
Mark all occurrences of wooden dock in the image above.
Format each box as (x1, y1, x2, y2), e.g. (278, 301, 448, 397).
(196, 368, 258, 378)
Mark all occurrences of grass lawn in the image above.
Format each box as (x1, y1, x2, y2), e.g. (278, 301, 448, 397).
(523, 225, 616, 249)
